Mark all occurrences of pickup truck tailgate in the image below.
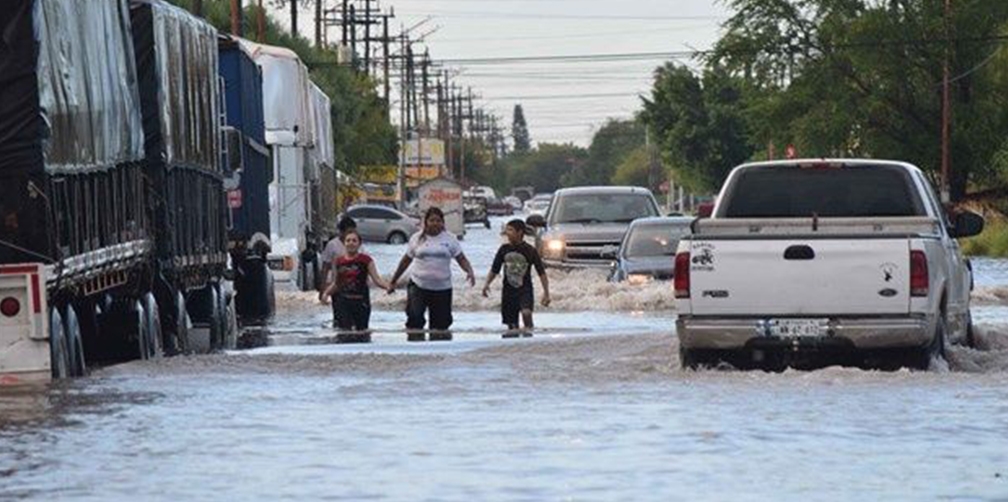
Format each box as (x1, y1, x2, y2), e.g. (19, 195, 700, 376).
(687, 238, 910, 316)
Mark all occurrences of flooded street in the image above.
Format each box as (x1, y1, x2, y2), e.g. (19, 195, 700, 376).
(3, 217, 1008, 500)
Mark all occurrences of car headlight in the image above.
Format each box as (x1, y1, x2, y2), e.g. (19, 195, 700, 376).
(543, 239, 565, 258)
(627, 273, 651, 285)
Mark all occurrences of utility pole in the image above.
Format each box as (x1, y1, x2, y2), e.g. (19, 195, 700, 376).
(315, 0, 322, 47)
(442, 71, 452, 178)
(349, 4, 357, 65)
(342, 0, 349, 44)
(257, 0, 265, 42)
(382, 14, 391, 111)
(290, 0, 298, 37)
(229, 0, 241, 35)
(364, 0, 372, 73)
(397, 29, 407, 209)
(940, 0, 952, 203)
(422, 50, 430, 136)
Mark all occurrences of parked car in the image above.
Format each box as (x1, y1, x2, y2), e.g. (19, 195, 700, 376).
(503, 195, 524, 211)
(526, 186, 661, 268)
(343, 205, 420, 244)
(608, 217, 693, 283)
(486, 197, 516, 216)
(463, 196, 491, 228)
(523, 194, 552, 216)
(674, 159, 984, 371)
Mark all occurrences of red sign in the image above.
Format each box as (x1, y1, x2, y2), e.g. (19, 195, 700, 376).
(227, 190, 242, 209)
(785, 144, 797, 159)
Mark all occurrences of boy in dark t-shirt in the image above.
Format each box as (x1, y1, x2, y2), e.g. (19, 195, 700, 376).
(482, 219, 551, 331)
(319, 230, 389, 330)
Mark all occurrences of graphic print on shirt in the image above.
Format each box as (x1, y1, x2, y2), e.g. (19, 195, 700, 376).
(336, 255, 371, 297)
(503, 251, 529, 288)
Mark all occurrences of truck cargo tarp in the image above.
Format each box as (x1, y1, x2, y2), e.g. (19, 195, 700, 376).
(238, 40, 313, 147)
(131, 0, 220, 171)
(309, 83, 334, 168)
(0, 0, 144, 174)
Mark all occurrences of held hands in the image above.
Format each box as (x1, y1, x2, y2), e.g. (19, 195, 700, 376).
(318, 291, 330, 305)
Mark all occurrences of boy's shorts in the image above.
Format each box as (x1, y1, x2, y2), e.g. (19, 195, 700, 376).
(501, 286, 534, 326)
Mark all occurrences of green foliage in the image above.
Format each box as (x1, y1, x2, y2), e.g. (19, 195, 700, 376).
(562, 119, 645, 187)
(610, 146, 650, 187)
(703, 0, 1008, 201)
(641, 63, 753, 193)
(167, 0, 397, 176)
(511, 105, 531, 154)
(961, 218, 1008, 257)
(504, 143, 588, 193)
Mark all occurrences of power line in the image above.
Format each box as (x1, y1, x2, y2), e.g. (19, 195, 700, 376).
(484, 91, 645, 101)
(395, 10, 725, 21)
(440, 51, 698, 65)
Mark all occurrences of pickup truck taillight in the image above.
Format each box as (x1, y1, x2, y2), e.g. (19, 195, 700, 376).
(674, 252, 690, 298)
(910, 250, 928, 297)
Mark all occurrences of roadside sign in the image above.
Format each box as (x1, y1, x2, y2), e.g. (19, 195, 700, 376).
(785, 144, 797, 159)
(227, 189, 242, 209)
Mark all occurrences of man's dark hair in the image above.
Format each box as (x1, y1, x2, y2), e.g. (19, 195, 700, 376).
(338, 216, 357, 233)
(506, 218, 526, 235)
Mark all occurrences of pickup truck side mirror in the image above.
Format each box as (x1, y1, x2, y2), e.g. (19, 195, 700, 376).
(950, 210, 984, 238)
(526, 214, 546, 228)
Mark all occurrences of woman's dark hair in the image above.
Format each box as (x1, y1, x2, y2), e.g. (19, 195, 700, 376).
(424, 206, 445, 224)
(338, 216, 357, 233)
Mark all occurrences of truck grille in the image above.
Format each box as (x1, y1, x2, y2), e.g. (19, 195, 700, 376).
(564, 241, 620, 261)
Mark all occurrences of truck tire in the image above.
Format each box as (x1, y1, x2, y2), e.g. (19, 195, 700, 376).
(174, 292, 190, 354)
(63, 305, 86, 377)
(679, 347, 721, 370)
(143, 293, 163, 359)
(49, 307, 69, 379)
(965, 313, 976, 348)
(907, 314, 946, 371)
(211, 283, 227, 351)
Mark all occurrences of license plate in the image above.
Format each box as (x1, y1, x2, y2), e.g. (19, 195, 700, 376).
(769, 318, 827, 338)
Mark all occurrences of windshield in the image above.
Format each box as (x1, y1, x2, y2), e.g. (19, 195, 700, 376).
(624, 225, 688, 257)
(720, 165, 926, 218)
(551, 193, 657, 224)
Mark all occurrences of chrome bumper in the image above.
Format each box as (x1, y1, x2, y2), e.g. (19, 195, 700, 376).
(676, 315, 934, 350)
(542, 258, 614, 269)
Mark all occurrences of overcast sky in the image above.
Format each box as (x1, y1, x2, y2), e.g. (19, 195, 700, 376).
(271, 0, 731, 147)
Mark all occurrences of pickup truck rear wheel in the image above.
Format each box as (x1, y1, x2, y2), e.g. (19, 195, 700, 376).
(680, 347, 721, 370)
(907, 315, 946, 371)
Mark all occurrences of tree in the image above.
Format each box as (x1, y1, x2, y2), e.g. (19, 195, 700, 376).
(511, 104, 531, 154)
(709, 0, 1008, 201)
(611, 146, 650, 187)
(506, 143, 587, 192)
(641, 63, 752, 192)
(563, 118, 645, 187)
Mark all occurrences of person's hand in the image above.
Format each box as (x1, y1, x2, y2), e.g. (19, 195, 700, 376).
(541, 294, 551, 307)
(481, 285, 489, 298)
(466, 270, 476, 287)
(318, 291, 329, 305)
(386, 283, 397, 295)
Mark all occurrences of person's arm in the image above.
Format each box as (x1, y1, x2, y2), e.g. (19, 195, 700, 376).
(531, 248, 551, 306)
(539, 272, 551, 307)
(455, 253, 476, 287)
(367, 260, 390, 291)
(319, 277, 338, 304)
(483, 246, 504, 297)
(387, 254, 413, 293)
(482, 272, 498, 297)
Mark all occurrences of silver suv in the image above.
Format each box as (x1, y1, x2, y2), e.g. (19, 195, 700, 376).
(527, 186, 661, 268)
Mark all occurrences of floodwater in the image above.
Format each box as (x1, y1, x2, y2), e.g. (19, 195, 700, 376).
(3, 217, 1008, 500)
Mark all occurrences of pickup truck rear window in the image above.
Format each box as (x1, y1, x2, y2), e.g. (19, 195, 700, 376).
(720, 165, 926, 218)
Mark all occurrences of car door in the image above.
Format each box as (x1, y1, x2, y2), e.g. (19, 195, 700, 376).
(373, 207, 402, 240)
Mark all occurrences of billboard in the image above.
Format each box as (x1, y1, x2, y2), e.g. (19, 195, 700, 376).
(401, 138, 446, 166)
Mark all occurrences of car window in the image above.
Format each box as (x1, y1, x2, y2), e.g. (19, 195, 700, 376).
(350, 207, 382, 219)
(376, 208, 402, 220)
(347, 208, 365, 218)
(625, 225, 689, 257)
(550, 193, 657, 224)
(720, 165, 926, 218)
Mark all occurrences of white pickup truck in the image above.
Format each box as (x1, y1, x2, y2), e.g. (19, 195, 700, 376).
(674, 159, 984, 370)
